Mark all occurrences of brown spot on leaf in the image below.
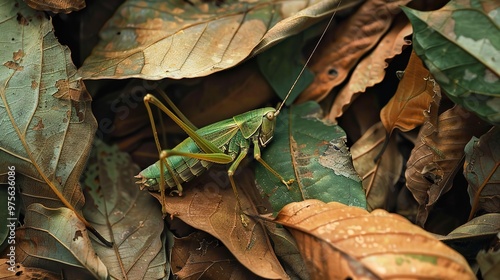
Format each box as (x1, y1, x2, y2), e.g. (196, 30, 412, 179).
(53, 79, 92, 101)
(13, 49, 24, 61)
(31, 80, 38, 89)
(16, 13, 29, 25)
(33, 118, 44, 130)
(3, 61, 23, 71)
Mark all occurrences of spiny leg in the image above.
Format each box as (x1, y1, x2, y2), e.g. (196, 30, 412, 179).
(252, 137, 294, 189)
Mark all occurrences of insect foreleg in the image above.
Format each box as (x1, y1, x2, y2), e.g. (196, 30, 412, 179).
(252, 137, 294, 189)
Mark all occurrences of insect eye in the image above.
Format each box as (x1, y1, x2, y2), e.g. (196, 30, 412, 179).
(266, 112, 274, 120)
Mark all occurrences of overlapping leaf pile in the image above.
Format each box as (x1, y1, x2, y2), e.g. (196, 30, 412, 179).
(1, 0, 499, 279)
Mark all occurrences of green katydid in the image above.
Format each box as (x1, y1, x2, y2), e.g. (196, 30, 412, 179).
(134, 6, 339, 215)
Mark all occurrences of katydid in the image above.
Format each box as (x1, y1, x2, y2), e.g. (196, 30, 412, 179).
(134, 5, 339, 214)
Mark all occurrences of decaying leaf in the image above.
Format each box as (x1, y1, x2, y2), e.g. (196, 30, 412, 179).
(380, 50, 439, 135)
(0, 259, 60, 279)
(172, 231, 261, 280)
(328, 13, 412, 121)
(0, 0, 96, 231)
(24, 0, 85, 13)
(256, 102, 365, 213)
(298, 0, 411, 103)
(79, 0, 355, 80)
(403, 0, 500, 125)
(15, 204, 109, 279)
(351, 122, 403, 211)
(149, 166, 288, 280)
(274, 199, 475, 280)
(82, 139, 168, 279)
(464, 127, 500, 219)
(405, 105, 491, 226)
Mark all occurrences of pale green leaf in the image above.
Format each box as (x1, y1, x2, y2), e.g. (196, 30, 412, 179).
(82, 139, 168, 280)
(15, 204, 109, 279)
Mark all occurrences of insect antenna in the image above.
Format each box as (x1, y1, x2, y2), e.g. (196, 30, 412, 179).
(275, 0, 342, 117)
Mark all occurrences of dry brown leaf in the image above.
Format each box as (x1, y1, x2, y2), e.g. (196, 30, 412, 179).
(328, 14, 412, 121)
(380, 50, 438, 135)
(149, 166, 288, 280)
(274, 199, 475, 280)
(351, 122, 403, 211)
(405, 105, 491, 227)
(172, 231, 261, 280)
(298, 0, 411, 103)
(24, 0, 85, 13)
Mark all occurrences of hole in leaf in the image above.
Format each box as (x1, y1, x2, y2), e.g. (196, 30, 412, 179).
(328, 68, 338, 77)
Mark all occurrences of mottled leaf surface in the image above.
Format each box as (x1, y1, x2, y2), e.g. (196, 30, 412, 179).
(79, 0, 350, 80)
(0, 0, 95, 222)
(256, 102, 365, 213)
(82, 139, 167, 280)
(403, 0, 500, 125)
(274, 200, 475, 280)
(24, 0, 85, 13)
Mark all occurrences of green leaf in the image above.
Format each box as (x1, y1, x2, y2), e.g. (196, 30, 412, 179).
(255, 102, 366, 213)
(0, 0, 96, 216)
(15, 204, 109, 279)
(82, 139, 168, 280)
(79, 0, 353, 80)
(402, 0, 500, 125)
(437, 213, 500, 260)
(464, 127, 500, 217)
(257, 27, 315, 105)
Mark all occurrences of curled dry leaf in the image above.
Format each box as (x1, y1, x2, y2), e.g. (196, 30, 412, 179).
(464, 127, 500, 219)
(150, 166, 288, 280)
(274, 199, 475, 280)
(298, 0, 411, 103)
(24, 0, 85, 13)
(351, 122, 403, 211)
(328, 13, 412, 121)
(380, 50, 439, 136)
(405, 105, 491, 227)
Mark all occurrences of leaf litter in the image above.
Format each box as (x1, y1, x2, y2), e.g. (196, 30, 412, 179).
(1, 0, 498, 279)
